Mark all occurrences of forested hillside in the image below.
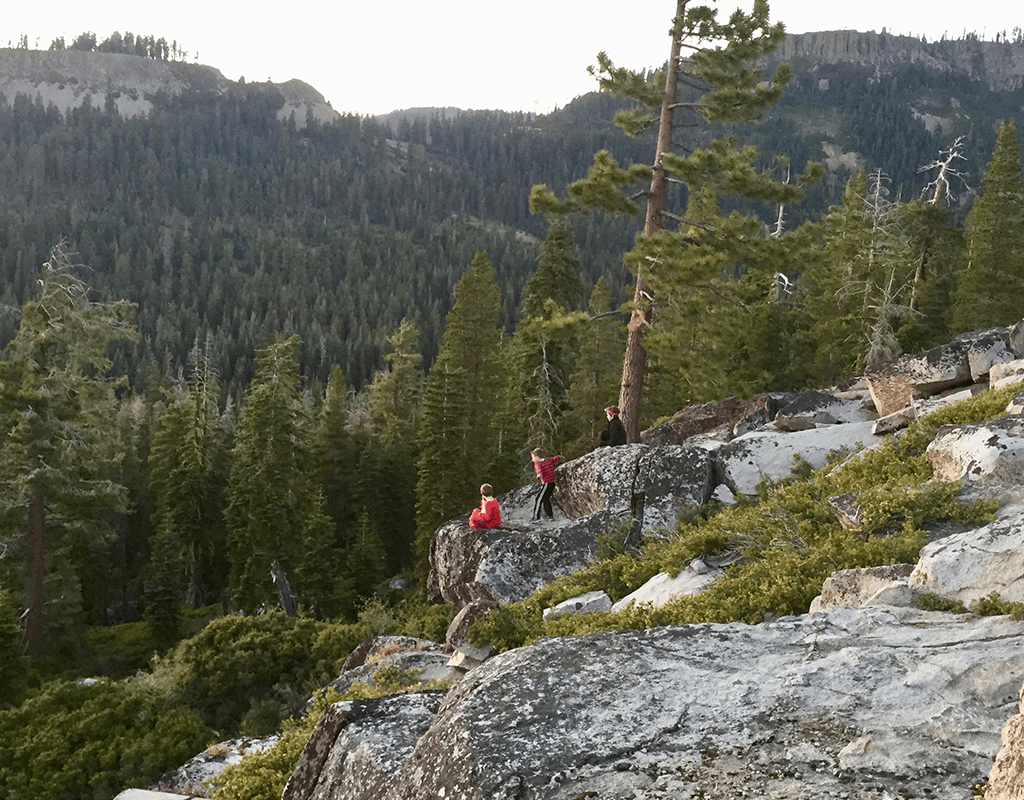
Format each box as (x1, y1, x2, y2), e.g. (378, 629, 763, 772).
(4, 16, 1024, 798)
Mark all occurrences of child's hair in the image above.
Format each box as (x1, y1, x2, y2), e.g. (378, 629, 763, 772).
(531, 447, 546, 459)
(480, 483, 494, 496)
(605, 406, 620, 416)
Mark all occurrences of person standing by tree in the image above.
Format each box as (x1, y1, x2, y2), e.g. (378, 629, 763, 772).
(530, 448, 564, 522)
(599, 406, 627, 448)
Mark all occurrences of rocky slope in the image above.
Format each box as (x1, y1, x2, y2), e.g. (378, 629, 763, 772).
(253, 320, 1024, 800)
(286, 609, 1024, 800)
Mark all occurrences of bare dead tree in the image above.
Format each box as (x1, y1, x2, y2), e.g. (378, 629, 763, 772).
(918, 135, 973, 206)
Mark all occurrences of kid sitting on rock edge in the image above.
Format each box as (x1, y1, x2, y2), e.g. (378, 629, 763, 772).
(469, 483, 501, 529)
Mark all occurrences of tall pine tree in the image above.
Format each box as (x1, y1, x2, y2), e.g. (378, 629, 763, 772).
(414, 252, 503, 574)
(147, 344, 230, 622)
(224, 336, 333, 614)
(951, 121, 1024, 332)
(531, 0, 817, 431)
(0, 244, 136, 659)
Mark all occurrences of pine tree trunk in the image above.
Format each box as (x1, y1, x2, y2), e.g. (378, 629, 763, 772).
(618, 0, 685, 442)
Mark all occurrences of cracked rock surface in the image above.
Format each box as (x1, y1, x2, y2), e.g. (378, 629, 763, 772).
(291, 606, 1024, 800)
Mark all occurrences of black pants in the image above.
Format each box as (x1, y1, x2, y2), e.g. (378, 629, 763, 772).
(533, 482, 555, 520)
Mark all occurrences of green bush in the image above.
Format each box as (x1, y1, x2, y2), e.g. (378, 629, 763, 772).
(0, 678, 212, 800)
(148, 611, 325, 734)
(79, 621, 158, 677)
(211, 691, 341, 800)
(972, 592, 1024, 619)
(914, 593, 968, 613)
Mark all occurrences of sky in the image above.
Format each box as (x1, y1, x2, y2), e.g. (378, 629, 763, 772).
(3, 1, 1020, 117)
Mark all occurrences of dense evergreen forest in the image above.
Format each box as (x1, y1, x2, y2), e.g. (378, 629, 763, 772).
(4, 16, 1024, 798)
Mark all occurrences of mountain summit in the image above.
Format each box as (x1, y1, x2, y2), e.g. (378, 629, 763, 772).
(0, 47, 339, 126)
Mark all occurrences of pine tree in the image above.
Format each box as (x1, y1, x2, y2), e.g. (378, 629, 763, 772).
(314, 366, 361, 552)
(224, 336, 326, 613)
(364, 318, 424, 571)
(414, 252, 503, 574)
(520, 216, 585, 320)
(0, 586, 29, 708)
(346, 511, 388, 600)
(800, 171, 918, 380)
(894, 199, 963, 353)
(502, 217, 588, 458)
(531, 0, 817, 434)
(147, 345, 229, 612)
(951, 121, 1024, 332)
(0, 243, 136, 659)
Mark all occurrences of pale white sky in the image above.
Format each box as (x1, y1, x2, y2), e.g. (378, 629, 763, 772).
(2, 2, 1019, 117)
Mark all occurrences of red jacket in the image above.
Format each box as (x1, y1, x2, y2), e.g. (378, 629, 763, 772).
(532, 455, 564, 484)
(469, 498, 501, 529)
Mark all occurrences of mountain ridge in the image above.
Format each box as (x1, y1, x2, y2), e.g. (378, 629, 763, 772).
(0, 47, 339, 126)
(773, 30, 1024, 92)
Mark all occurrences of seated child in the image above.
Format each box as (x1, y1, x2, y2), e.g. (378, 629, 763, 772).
(469, 483, 501, 529)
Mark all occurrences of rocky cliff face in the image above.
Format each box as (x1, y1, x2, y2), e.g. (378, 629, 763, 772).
(0, 48, 338, 126)
(772, 31, 1024, 93)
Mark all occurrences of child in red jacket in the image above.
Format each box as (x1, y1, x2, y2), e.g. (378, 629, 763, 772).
(530, 448, 564, 521)
(469, 483, 501, 529)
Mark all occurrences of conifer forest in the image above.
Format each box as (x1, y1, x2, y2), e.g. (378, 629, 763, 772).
(3, 6, 1024, 797)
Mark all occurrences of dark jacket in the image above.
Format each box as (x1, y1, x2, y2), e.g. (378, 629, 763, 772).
(600, 416, 627, 447)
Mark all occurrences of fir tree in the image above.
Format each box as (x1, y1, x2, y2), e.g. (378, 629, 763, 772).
(365, 318, 424, 571)
(951, 121, 1024, 332)
(414, 252, 503, 574)
(224, 336, 325, 613)
(0, 243, 136, 659)
(565, 278, 627, 456)
(800, 170, 916, 378)
(0, 586, 29, 708)
(502, 217, 589, 458)
(147, 344, 229, 612)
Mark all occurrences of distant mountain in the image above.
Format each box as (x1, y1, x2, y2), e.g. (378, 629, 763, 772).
(0, 47, 338, 127)
(1, 33, 1023, 392)
(774, 31, 1024, 92)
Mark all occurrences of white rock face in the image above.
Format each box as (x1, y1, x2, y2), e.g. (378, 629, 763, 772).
(910, 508, 1024, 606)
(611, 568, 722, 612)
(811, 564, 916, 612)
(288, 607, 1024, 800)
(991, 359, 1024, 390)
(542, 590, 612, 621)
(715, 420, 880, 496)
(927, 416, 1024, 485)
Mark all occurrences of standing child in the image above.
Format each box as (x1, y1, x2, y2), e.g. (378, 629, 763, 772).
(469, 483, 501, 529)
(530, 448, 564, 522)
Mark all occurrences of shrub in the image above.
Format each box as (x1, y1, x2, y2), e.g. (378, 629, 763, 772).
(148, 611, 324, 734)
(0, 678, 212, 800)
(79, 620, 158, 677)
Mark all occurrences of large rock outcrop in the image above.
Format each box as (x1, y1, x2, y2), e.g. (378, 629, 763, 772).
(865, 324, 1024, 416)
(428, 444, 714, 609)
(0, 48, 339, 126)
(987, 683, 1024, 800)
(288, 607, 1024, 800)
